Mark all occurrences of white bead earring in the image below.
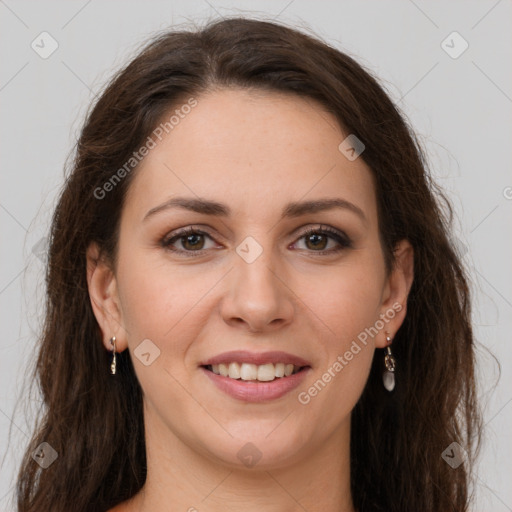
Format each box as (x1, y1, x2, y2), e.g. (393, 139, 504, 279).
(110, 336, 117, 375)
(382, 333, 396, 392)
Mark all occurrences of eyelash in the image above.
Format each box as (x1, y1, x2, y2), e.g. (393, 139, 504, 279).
(161, 225, 352, 257)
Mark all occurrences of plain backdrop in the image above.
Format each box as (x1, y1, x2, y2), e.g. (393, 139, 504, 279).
(1, 1, 511, 510)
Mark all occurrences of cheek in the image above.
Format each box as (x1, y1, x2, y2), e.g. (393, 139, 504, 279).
(116, 230, 192, 325)
(297, 254, 384, 395)
(300, 255, 385, 336)
(322, 281, 381, 363)
(296, 268, 382, 420)
(116, 248, 224, 364)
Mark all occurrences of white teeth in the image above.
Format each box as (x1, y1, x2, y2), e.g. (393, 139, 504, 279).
(208, 362, 304, 381)
(228, 362, 241, 379)
(240, 363, 257, 381)
(218, 363, 229, 377)
(257, 363, 276, 382)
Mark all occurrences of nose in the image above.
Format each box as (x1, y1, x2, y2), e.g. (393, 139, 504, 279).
(220, 246, 295, 333)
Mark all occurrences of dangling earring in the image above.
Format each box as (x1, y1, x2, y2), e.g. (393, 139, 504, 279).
(382, 333, 396, 392)
(110, 336, 117, 375)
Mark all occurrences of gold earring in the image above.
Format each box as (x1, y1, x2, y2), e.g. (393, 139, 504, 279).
(110, 336, 117, 375)
(382, 333, 396, 392)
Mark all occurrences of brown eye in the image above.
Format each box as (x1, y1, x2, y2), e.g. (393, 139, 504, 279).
(304, 232, 328, 250)
(162, 228, 215, 255)
(180, 233, 205, 250)
(294, 226, 352, 254)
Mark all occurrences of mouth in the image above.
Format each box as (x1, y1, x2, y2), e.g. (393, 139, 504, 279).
(201, 362, 310, 382)
(200, 362, 312, 402)
(199, 350, 312, 401)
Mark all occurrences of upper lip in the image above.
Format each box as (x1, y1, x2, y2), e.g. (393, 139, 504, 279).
(200, 350, 311, 368)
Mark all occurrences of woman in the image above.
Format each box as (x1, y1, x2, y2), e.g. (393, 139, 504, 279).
(16, 17, 482, 512)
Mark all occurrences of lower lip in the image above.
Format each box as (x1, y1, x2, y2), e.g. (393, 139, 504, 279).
(201, 366, 311, 402)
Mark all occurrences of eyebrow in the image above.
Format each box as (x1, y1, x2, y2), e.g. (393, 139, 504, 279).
(143, 196, 367, 223)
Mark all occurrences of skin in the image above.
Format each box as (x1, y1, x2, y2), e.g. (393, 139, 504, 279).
(87, 88, 414, 512)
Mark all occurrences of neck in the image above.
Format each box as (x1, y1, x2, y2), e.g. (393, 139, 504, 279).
(123, 404, 355, 512)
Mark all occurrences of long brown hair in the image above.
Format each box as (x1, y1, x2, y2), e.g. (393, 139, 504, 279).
(16, 17, 483, 512)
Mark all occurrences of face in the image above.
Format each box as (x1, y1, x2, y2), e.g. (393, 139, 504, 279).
(88, 88, 412, 470)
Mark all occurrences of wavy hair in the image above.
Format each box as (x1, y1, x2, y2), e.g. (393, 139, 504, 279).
(16, 17, 482, 512)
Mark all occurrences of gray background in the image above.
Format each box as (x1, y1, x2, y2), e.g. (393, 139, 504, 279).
(1, 1, 511, 510)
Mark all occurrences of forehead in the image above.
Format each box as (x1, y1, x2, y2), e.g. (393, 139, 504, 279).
(123, 88, 377, 224)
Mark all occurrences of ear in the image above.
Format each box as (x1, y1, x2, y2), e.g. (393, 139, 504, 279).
(86, 242, 128, 352)
(375, 239, 414, 349)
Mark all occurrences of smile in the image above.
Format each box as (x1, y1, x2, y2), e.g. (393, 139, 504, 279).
(204, 362, 305, 382)
(201, 364, 311, 402)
